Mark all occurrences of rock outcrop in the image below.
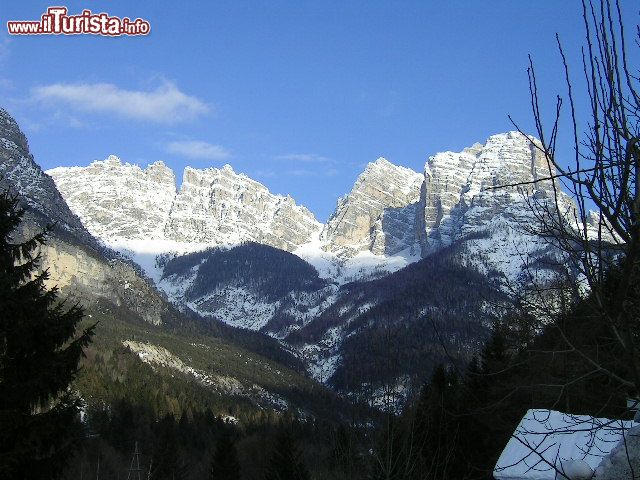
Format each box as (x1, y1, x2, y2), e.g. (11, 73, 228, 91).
(164, 165, 320, 251)
(48, 156, 176, 242)
(0, 108, 170, 325)
(322, 158, 423, 256)
(49, 161, 321, 253)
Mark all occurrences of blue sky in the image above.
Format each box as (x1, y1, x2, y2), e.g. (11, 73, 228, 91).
(1, 1, 636, 221)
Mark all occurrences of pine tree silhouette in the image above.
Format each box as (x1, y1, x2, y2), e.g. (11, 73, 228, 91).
(210, 431, 240, 480)
(264, 430, 310, 480)
(0, 192, 95, 479)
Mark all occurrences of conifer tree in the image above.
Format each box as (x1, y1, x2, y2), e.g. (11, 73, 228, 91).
(264, 430, 310, 480)
(330, 424, 360, 479)
(210, 431, 241, 480)
(151, 413, 186, 480)
(0, 192, 94, 479)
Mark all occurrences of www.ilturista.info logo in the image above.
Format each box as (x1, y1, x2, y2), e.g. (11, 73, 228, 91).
(7, 7, 150, 36)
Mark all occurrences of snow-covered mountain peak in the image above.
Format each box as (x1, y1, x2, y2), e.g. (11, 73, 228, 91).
(45, 130, 575, 288)
(51, 155, 177, 185)
(48, 156, 178, 243)
(421, 132, 542, 241)
(182, 163, 257, 189)
(145, 160, 175, 183)
(322, 157, 423, 257)
(364, 156, 418, 180)
(48, 157, 321, 260)
(417, 130, 566, 285)
(462, 142, 484, 156)
(424, 131, 553, 206)
(365, 156, 395, 170)
(165, 162, 320, 251)
(103, 154, 122, 166)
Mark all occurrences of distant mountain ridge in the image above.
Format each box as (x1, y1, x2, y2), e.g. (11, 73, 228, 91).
(15, 103, 588, 404)
(0, 107, 345, 417)
(47, 130, 568, 288)
(47, 158, 321, 251)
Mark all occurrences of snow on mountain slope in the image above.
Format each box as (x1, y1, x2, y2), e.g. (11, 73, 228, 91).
(47, 159, 324, 274)
(164, 165, 321, 251)
(0, 108, 97, 247)
(415, 131, 575, 286)
(158, 242, 339, 336)
(48, 156, 177, 243)
(294, 228, 421, 284)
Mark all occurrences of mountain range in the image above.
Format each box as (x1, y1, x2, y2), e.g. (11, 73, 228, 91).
(0, 107, 348, 419)
(1, 105, 577, 409)
(47, 130, 563, 286)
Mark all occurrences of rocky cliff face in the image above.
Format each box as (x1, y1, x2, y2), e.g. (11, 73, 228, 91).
(48, 156, 176, 243)
(322, 158, 423, 257)
(415, 132, 572, 286)
(418, 132, 555, 252)
(49, 161, 321, 253)
(36, 239, 167, 325)
(0, 108, 169, 326)
(164, 165, 320, 251)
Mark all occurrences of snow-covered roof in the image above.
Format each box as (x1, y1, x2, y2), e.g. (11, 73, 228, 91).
(494, 409, 635, 480)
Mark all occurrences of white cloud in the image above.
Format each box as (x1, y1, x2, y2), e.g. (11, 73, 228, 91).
(286, 169, 316, 177)
(166, 140, 230, 160)
(31, 80, 208, 123)
(254, 170, 276, 178)
(276, 153, 333, 164)
(285, 168, 339, 177)
(276, 153, 339, 177)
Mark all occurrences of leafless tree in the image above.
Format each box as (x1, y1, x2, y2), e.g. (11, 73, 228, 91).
(491, 0, 640, 477)
(507, 0, 640, 403)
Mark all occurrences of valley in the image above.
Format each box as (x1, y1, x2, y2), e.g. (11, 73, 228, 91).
(42, 123, 571, 401)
